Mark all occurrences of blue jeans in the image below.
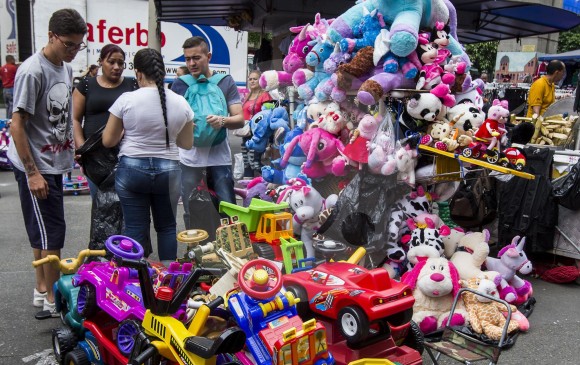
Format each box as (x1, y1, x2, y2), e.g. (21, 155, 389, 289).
(116, 157, 181, 261)
(180, 163, 235, 229)
(3, 87, 13, 119)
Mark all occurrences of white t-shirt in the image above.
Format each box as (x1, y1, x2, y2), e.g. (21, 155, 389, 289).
(109, 87, 193, 160)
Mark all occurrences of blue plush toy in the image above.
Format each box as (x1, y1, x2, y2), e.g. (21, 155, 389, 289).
(245, 107, 290, 153)
(327, 0, 464, 59)
(339, 7, 385, 53)
(262, 106, 309, 184)
(295, 36, 335, 102)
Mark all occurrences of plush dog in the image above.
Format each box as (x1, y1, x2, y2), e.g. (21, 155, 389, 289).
(401, 257, 467, 334)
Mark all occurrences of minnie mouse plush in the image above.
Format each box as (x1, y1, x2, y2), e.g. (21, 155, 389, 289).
(416, 33, 455, 90)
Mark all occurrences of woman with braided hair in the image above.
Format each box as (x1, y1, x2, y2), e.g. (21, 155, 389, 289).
(103, 48, 194, 264)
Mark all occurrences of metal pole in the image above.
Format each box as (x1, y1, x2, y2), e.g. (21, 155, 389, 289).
(148, 0, 161, 51)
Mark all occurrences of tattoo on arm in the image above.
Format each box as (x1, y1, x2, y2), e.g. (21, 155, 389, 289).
(22, 157, 37, 176)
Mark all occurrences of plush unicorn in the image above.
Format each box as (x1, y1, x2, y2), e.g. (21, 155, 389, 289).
(260, 13, 332, 91)
(485, 236, 533, 305)
(294, 35, 336, 102)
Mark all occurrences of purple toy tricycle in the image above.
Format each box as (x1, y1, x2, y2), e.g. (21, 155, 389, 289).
(72, 235, 193, 356)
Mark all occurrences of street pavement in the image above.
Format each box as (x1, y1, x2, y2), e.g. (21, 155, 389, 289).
(0, 125, 579, 364)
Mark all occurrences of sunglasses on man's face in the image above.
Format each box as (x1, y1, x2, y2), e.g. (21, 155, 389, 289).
(54, 34, 87, 51)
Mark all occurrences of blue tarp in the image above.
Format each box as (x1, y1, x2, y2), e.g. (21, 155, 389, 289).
(539, 50, 580, 63)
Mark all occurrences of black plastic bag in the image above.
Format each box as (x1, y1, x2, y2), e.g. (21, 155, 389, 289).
(553, 161, 580, 210)
(318, 167, 408, 267)
(76, 125, 119, 188)
(187, 186, 221, 243)
(89, 182, 153, 257)
(89, 184, 124, 252)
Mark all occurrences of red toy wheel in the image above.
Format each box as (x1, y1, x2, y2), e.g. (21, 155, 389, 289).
(238, 259, 282, 300)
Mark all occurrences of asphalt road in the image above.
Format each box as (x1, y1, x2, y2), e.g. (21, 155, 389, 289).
(0, 142, 579, 364)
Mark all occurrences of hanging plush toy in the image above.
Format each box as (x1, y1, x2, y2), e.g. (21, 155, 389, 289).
(327, 0, 462, 58)
(262, 107, 309, 185)
(260, 13, 333, 91)
(342, 113, 382, 169)
(415, 32, 455, 90)
(399, 83, 454, 137)
(280, 127, 347, 179)
(339, 7, 386, 53)
(246, 107, 290, 153)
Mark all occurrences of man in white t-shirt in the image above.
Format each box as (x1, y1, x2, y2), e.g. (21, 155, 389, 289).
(171, 36, 244, 229)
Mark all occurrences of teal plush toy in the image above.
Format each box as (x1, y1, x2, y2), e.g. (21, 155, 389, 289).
(328, 0, 463, 59)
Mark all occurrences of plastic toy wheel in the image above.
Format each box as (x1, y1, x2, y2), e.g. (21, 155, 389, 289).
(52, 327, 77, 364)
(177, 229, 209, 245)
(338, 306, 369, 344)
(238, 259, 283, 300)
(486, 151, 499, 164)
(64, 348, 90, 365)
(252, 243, 276, 261)
(515, 163, 524, 171)
(285, 284, 312, 319)
(117, 319, 141, 356)
(462, 148, 473, 158)
(401, 320, 425, 355)
(76, 284, 97, 318)
(499, 158, 510, 168)
(105, 235, 144, 260)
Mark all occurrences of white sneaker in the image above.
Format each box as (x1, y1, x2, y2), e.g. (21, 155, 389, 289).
(43, 298, 60, 318)
(33, 289, 47, 308)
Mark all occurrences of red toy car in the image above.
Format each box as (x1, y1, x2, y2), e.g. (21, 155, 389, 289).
(283, 248, 415, 345)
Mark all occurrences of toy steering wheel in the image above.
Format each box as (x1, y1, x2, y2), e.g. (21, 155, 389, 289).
(177, 229, 209, 245)
(238, 259, 283, 301)
(314, 240, 348, 257)
(105, 235, 144, 260)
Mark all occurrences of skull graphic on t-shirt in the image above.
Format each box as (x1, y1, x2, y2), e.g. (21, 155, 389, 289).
(46, 82, 71, 143)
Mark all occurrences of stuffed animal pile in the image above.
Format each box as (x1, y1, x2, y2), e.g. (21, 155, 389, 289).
(230, 0, 536, 346)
